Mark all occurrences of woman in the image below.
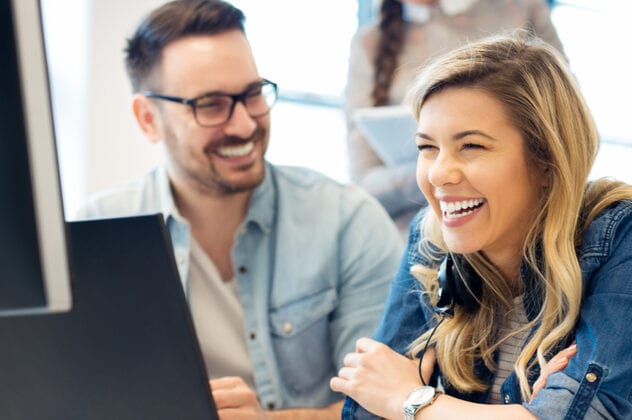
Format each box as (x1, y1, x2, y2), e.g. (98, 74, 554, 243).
(331, 33, 632, 419)
(345, 0, 564, 233)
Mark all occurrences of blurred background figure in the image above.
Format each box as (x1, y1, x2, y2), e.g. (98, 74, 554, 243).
(344, 0, 564, 235)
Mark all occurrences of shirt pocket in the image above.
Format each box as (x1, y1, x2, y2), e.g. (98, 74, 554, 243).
(269, 287, 337, 396)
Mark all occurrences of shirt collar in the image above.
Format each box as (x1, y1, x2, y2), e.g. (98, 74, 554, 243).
(243, 162, 275, 235)
(402, 0, 479, 24)
(439, 0, 479, 16)
(155, 164, 188, 226)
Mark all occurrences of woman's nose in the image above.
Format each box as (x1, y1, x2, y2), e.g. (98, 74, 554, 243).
(427, 150, 462, 187)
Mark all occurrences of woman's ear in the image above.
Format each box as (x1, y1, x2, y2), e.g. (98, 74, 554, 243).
(540, 167, 552, 188)
(132, 94, 161, 143)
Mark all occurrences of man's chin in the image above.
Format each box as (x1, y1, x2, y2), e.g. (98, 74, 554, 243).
(218, 179, 263, 194)
(214, 169, 265, 194)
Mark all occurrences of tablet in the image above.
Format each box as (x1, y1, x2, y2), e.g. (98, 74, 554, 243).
(352, 105, 418, 167)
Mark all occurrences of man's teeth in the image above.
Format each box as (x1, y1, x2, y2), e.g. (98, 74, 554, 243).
(217, 141, 254, 158)
(440, 198, 485, 219)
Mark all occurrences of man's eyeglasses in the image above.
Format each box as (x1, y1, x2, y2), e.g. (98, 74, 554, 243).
(143, 79, 278, 127)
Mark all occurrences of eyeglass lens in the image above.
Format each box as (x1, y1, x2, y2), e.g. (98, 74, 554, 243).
(194, 82, 277, 127)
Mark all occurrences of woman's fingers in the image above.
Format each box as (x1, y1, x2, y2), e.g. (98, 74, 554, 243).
(530, 343, 577, 401)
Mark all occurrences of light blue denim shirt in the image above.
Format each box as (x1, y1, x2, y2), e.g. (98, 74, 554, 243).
(76, 162, 403, 410)
(343, 199, 632, 419)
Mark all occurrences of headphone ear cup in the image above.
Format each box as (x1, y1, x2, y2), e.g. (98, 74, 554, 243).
(452, 255, 482, 313)
(436, 256, 457, 316)
(435, 254, 482, 315)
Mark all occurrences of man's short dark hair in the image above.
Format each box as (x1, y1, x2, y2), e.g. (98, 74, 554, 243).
(125, 0, 245, 92)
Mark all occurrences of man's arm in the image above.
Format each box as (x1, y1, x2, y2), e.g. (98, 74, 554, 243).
(267, 400, 343, 420)
(211, 377, 342, 420)
(331, 190, 403, 368)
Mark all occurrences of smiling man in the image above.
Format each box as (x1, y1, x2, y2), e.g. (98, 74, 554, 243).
(76, 1, 402, 419)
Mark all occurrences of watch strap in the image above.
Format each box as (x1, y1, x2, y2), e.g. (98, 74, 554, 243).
(402, 388, 443, 420)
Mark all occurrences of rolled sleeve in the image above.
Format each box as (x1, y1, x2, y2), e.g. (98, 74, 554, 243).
(524, 373, 614, 420)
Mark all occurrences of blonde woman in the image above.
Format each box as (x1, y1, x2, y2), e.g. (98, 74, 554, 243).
(344, 0, 564, 232)
(331, 33, 632, 419)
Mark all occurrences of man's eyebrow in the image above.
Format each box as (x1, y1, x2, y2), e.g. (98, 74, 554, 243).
(195, 80, 264, 98)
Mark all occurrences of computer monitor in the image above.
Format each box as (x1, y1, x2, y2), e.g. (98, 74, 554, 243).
(0, 0, 72, 315)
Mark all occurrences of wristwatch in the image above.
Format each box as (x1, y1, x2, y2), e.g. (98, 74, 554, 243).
(402, 386, 441, 420)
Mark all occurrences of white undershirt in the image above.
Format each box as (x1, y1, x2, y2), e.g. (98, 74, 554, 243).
(188, 238, 255, 390)
(488, 295, 530, 404)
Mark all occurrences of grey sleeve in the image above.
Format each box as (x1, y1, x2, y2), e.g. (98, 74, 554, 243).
(524, 373, 614, 420)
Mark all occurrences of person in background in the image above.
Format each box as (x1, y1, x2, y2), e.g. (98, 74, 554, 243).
(331, 33, 632, 419)
(345, 0, 565, 234)
(76, 0, 402, 418)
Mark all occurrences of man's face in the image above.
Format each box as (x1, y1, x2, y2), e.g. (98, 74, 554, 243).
(150, 31, 269, 195)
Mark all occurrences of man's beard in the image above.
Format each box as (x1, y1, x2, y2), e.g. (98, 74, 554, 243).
(166, 126, 267, 196)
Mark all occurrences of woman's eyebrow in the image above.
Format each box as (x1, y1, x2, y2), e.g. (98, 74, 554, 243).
(416, 130, 497, 141)
(453, 129, 497, 141)
(416, 132, 433, 141)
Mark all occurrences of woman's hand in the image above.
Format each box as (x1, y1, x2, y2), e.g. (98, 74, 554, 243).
(530, 343, 577, 402)
(330, 337, 436, 419)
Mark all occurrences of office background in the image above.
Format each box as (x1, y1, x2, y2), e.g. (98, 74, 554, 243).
(40, 0, 632, 217)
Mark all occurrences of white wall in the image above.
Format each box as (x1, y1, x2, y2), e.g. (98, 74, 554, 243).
(44, 0, 165, 217)
(86, 1, 165, 195)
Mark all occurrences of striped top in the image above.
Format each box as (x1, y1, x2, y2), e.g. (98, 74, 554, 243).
(488, 295, 530, 404)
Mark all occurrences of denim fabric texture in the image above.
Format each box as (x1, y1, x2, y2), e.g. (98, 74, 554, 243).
(77, 162, 403, 410)
(343, 200, 632, 419)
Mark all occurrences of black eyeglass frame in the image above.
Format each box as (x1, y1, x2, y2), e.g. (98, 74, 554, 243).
(142, 79, 278, 127)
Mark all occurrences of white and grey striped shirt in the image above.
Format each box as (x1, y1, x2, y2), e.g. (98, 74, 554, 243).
(488, 295, 530, 404)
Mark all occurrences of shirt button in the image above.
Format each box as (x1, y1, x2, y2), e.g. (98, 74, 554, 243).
(249, 332, 256, 340)
(239, 226, 247, 236)
(283, 322, 293, 334)
(504, 394, 510, 404)
(239, 266, 247, 273)
(267, 402, 275, 410)
(585, 372, 598, 383)
(176, 254, 185, 265)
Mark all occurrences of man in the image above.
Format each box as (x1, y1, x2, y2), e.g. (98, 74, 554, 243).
(77, 0, 402, 418)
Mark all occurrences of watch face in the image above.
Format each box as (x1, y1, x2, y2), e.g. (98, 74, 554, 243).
(408, 386, 435, 405)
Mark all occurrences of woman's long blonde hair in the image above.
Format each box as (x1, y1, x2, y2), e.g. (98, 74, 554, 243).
(407, 32, 632, 400)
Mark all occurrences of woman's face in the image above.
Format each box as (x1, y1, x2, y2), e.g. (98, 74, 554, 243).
(416, 87, 544, 275)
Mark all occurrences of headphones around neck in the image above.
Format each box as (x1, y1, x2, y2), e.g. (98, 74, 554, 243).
(435, 254, 483, 317)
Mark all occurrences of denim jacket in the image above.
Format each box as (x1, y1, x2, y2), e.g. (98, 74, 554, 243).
(76, 163, 403, 410)
(343, 200, 632, 419)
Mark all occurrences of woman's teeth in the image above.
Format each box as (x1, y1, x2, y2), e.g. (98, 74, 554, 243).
(440, 198, 485, 219)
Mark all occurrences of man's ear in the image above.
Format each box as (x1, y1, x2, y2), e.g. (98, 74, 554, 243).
(132, 94, 161, 143)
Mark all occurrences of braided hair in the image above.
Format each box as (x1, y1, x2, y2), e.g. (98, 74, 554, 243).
(371, 0, 406, 106)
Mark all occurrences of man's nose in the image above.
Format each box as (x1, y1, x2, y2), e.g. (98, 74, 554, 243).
(223, 101, 257, 138)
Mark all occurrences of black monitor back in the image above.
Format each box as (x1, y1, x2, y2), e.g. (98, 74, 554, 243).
(0, 215, 218, 420)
